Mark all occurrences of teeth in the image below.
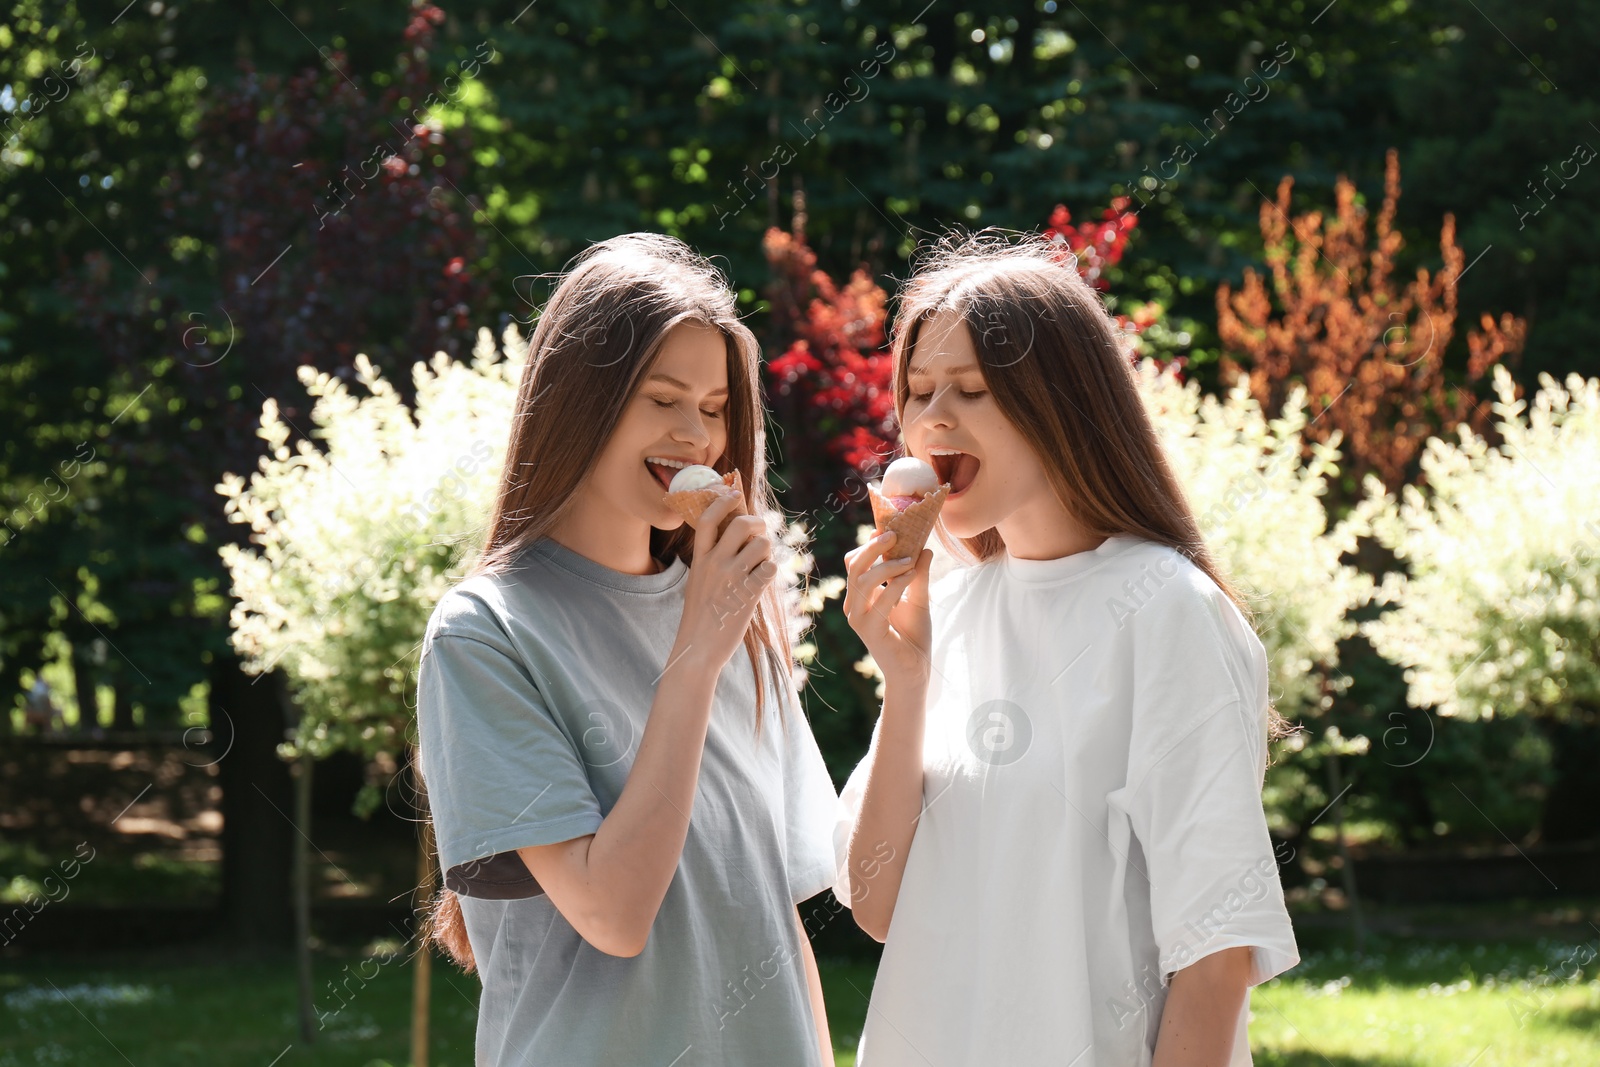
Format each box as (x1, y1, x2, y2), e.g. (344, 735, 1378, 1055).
(646, 457, 690, 468)
(928, 448, 965, 456)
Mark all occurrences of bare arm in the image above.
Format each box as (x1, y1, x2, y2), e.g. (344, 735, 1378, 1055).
(838, 532, 936, 942)
(795, 907, 832, 1066)
(840, 678, 927, 942)
(1152, 946, 1253, 1067)
(516, 646, 720, 956)
(518, 494, 776, 957)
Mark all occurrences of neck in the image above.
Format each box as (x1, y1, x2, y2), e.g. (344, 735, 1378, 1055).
(547, 494, 660, 576)
(997, 494, 1104, 561)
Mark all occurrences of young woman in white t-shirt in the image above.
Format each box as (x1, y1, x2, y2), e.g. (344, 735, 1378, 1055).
(415, 233, 840, 1065)
(833, 232, 1301, 1067)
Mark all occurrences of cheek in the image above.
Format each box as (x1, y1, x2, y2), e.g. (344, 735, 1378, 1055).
(975, 409, 1039, 489)
(605, 403, 658, 465)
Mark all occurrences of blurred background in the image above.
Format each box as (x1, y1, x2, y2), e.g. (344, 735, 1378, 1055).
(2, 1, 1598, 1064)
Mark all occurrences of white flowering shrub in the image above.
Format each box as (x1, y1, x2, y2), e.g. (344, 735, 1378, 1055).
(219, 324, 833, 808)
(217, 326, 524, 797)
(773, 518, 846, 691)
(1136, 357, 1376, 724)
(1353, 365, 1600, 723)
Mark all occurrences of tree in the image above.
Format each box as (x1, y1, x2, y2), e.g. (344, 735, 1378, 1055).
(2, 1, 488, 737)
(1215, 150, 1527, 509)
(1397, 0, 1600, 385)
(219, 325, 521, 1064)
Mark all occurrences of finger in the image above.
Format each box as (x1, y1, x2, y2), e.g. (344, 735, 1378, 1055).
(844, 530, 897, 579)
(905, 548, 934, 607)
(867, 567, 916, 620)
(848, 553, 901, 613)
(725, 559, 777, 623)
(694, 492, 740, 559)
(846, 575, 890, 638)
(860, 553, 915, 588)
(844, 553, 894, 618)
(733, 532, 773, 575)
(717, 512, 764, 556)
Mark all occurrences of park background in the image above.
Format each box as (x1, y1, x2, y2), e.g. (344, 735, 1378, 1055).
(3, 0, 1599, 1064)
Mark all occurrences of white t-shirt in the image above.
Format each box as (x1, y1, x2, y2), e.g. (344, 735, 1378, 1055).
(832, 533, 1300, 1067)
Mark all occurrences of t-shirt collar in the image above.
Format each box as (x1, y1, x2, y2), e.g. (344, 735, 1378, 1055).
(1000, 532, 1142, 584)
(524, 536, 688, 594)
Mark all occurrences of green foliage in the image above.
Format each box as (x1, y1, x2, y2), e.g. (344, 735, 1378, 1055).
(4, 0, 1600, 859)
(1397, 0, 1600, 384)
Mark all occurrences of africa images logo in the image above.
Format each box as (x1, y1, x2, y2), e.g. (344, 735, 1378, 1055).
(966, 698, 1033, 766)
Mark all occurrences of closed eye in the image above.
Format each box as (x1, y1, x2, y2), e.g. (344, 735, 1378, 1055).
(908, 388, 986, 402)
(652, 396, 724, 419)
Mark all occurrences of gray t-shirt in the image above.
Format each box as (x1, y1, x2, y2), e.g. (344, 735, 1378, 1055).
(416, 535, 841, 1067)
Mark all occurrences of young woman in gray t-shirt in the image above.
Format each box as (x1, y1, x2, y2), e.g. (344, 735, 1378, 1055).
(416, 233, 841, 1066)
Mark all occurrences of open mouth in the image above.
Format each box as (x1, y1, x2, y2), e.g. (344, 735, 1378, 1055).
(645, 458, 686, 491)
(929, 449, 981, 497)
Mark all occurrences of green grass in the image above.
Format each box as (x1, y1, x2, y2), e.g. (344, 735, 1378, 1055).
(0, 840, 218, 908)
(1251, 940, 1600, 1067)
(1, 938, 1596, 1065)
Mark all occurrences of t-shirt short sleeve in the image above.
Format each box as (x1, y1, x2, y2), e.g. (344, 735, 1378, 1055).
(417, 595, 604, 894)
(778, 670, 844, 905)
(830, 717, 879, 909)
(1117, 570, 1300, 988)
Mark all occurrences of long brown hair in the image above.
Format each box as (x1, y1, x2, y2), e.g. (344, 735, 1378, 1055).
(419, 233, 795, 973)
(890, 229, 1293, 740)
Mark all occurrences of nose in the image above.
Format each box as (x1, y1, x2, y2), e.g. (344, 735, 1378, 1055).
(907, 381, 957, 435)
(668, 401, 713, 450)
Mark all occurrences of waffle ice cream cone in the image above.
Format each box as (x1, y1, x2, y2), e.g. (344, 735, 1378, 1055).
(664, 468, 746, 536)
(867, 480, 949, 560)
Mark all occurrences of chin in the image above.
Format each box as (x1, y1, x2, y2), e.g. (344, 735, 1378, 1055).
(939, 498, 996, 541)
(649, 497, 687, 529)
(939, 514, 981, 540)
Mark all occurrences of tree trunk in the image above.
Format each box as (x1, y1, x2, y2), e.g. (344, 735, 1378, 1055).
(294, 754, 315, 1043)
(111, 682, 135, 732)
(215, 657, 295, 947)
(1537, 714, 1600, 842)
(70, 647, 98, 733)
(412, 819, 437, 1067)
(1327, 751, 1367, 952)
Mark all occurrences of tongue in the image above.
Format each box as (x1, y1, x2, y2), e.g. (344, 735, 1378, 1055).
(648, 462, 674, 490)
(951, 453, 980, 494)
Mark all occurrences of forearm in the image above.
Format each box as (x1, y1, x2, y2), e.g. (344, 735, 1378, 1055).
(1152, 946, 1253, 1067)
(533, 644, 720, 953)
(796, 908, 832, 1066)
(844, 677, 927, 940)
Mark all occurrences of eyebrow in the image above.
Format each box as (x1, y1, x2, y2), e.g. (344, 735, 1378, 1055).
(646, 373, 729, 396)
(906, 362, 979, 377)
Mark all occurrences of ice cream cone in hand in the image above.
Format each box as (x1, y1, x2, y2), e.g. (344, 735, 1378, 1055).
(664, 465, 746, 536)
(867, 457, 949, 560)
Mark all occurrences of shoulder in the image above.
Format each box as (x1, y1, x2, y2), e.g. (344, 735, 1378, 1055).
(1111, 539, 1266, 709)
(1107, 539, 1240, 630)
(424, 568, 523, 656)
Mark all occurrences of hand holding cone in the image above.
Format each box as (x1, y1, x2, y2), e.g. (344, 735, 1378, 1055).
(664, 468, 746, 537)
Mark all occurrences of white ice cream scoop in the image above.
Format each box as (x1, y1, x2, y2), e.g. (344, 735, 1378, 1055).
(667, 463, 725, 494)
(880, 456, 940, 499)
